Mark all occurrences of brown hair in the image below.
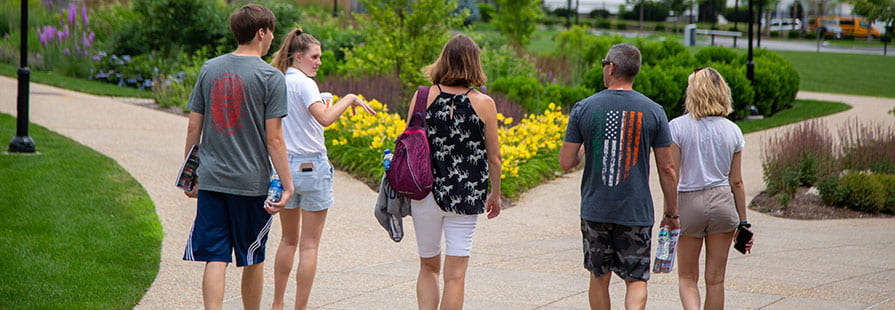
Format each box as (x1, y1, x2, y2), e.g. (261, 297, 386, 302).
(424, 34, 487, 87)
(684, 67, 733, 119)
(229, 4, 276, 45)
(271, 27, 321, 73)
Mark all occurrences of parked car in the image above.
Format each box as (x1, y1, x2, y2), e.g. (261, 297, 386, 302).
(809, 18, 844, 39)
(768, 18, 801, 32)
(810, 16, 880, 38)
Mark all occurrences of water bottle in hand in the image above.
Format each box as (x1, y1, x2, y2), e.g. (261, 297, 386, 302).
(267, 172, 283, 203)
(656, 226, 671, 260)
(382, 149, 393, 171)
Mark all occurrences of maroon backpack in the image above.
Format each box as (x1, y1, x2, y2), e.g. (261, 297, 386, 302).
(386, 86, 433, 200)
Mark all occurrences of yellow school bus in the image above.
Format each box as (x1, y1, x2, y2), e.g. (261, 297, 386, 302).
(810, 16, 881, 38)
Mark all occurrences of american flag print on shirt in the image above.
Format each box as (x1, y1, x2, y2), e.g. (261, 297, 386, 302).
(590, 110, 643, 187)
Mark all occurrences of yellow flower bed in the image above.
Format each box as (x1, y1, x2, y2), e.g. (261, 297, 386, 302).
(324, 95, 568, 195)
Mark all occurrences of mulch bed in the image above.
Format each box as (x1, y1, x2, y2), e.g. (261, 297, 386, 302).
(750, 187, 894, 220)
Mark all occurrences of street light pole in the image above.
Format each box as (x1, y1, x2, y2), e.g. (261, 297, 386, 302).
(9, 0, 35, 153)
(747, 0, 754, 84)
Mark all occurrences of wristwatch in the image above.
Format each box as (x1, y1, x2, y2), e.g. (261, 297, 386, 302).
(739, 221, 751, 228)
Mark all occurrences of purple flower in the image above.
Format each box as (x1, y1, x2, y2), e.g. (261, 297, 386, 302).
(67, 3, 76, 26)
(553, 77, 557, 84)
(93, 55, 101, 61)
(548, 71, 552, 81)
(3, 33, 8, 40)
(63, 48, 70, 56)
(482, 85, 487, 92)
(82, 4, 89, 27)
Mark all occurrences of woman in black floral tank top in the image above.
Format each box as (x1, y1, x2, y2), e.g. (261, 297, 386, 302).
(407, 34, 502, 310)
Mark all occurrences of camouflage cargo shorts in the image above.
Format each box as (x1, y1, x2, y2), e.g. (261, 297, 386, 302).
(580, 219, 652, 282)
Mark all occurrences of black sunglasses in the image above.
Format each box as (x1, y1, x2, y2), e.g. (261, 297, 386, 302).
(694, 67, 705, 73)
(601, 59, 612, 67)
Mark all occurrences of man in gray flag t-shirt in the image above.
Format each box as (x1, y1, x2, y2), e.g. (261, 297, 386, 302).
(559, 43, 679, 309)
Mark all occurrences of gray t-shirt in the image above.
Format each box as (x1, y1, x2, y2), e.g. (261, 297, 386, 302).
(564, 90, 672, 226)
(188, 53, 288, 196)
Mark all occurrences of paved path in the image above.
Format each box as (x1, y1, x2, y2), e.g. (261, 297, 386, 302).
(2, 76, 894, 309)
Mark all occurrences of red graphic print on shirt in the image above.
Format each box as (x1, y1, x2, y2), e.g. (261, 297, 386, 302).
(210, 72, 246, 135)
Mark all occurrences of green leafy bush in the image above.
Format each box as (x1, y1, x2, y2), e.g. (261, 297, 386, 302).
(788, 30, 801, 39)
(594, 18, 612, 29)
(582, 63, 605, 91)
(743, 49, 800, 115)
(478, 3, 495, 22)
(622, 1, 670, 21)
(838, 119, 895, 174)
(819, 173, 894, 213)
(489, 75, 544, 112)
(102, 0, 229, 57)
(634, 65, 689, 117)
(636, 38, 689, 66)
(694, 46, 739, 65)
(711, 63, 755, 120)
(544, 83, 594, 110)
(481, 45, 537, 82)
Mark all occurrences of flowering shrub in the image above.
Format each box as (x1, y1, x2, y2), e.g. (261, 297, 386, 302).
(32, 2, 96, 77)
(324, 95, 568, 198)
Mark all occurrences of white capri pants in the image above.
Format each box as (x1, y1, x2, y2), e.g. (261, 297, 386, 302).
(411, 193, 479, 258)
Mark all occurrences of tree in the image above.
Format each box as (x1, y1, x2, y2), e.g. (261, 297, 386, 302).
(852, 0, 895, 45)
(493, 0, 543, 50)
(665, 0, 688, 32)
(345, 0, 466, 89)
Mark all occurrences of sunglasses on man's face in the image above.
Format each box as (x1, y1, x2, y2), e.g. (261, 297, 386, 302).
(601, 59, 612, 67)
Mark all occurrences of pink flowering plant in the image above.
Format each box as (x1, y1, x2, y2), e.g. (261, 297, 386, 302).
(32, 2, 96, 77)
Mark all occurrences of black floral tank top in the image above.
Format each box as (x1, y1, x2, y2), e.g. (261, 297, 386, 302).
(426, 86, 489, 215)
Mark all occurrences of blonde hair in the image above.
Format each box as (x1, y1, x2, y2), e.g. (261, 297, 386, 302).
(270, 27, 320, 73)
(684, 67, 733, 120)
(424, 34, 487, 87)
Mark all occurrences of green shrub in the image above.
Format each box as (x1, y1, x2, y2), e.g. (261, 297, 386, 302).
(544, 84, 594, 110)
(788, 30, 801, 39)
(590, 9, 611, 19)
(711, 63, 755, 120)
(582, 63, 605, 91)
(655, 24, 667, 32)
(479, 3, 495, 22)
(805, 31, 817, 39)
(694, 46, 739, 65)
(636, 38, 689, 66)
(488, 75, 545, 112)
(634, 65, 689, 117)
(102, 0, 229, 57)
(743, 49, 800, 116)
(616, 22, 629, 30)
(819, 173, 890, 213)
(594, 18, 612, 29)
(770, 31, 781, 38)
(481, 45, 537, 83)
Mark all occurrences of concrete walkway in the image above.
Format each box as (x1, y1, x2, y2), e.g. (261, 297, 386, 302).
(2, 76, 894, 309)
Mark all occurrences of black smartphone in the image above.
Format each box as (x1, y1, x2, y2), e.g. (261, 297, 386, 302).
(734, 226, 753, 254)
(299, 162, 314, 172)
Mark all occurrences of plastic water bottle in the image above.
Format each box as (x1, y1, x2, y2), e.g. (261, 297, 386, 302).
(656, 226, 671, 260)
(382, 149, 393, 171)
(267, 172, 283, 203)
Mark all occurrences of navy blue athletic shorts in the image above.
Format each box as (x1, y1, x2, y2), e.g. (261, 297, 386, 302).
(183, 190, 273, 267)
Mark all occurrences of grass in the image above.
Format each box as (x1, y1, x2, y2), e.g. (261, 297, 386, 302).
(0, 62, 154, 98)
(768, 51, 895, 99)
(736, 99, 852, 134)
(0, 113, 162, 308)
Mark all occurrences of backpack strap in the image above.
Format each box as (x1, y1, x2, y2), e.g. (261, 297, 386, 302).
(410, 86, 430, 128)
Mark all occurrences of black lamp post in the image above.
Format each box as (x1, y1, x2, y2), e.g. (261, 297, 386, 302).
(733, 0, 739, 47)
(9, 0, 35, 153)
(746, 0, 754, 83)
(332, 0, 338, 17)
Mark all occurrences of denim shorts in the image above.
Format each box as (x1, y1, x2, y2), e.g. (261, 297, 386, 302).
(285, 153, 334, 211)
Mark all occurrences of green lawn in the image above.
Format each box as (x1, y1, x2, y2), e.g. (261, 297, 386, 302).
(0, 113, 161, 308)
(736, 99, 852, 134)
(0, 63, 154, 98)
(767, 51, 895, 98)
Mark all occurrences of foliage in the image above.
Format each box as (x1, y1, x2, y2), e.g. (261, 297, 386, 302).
(0, 114, 162, 308)
(455, 0, 481, 24)
(818, 172, 895, 213)
(101, 0, 229, 57)
(493, 0, 543, 49)
(622, 1, 671, 21)
(544, 83, 594, 111)
(0, 63, 153, 98)
(480, 44, 537, 82)
(744, 49, 800, 115)
(29, 2, 97, 77)
(634, 65, 689, 118)
(694, 46, 739, 64)
(852, 0, 895, 41)
(323, 95, 569, 198)
(697, 0, 726, 23)
(318, 73, 404, 113)
(488, 75, 544, 112)
(478, 3, 495, 22)
(837, 119, 895, 174)
(590, 9, 611, 18)
(554, 26, 621, 84)
(710, 63, 754, 120)
(762, 121, 835, 198)
(344, 0, 465, 91)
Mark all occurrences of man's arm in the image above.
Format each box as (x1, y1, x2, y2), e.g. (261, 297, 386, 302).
(183, 112, 204, 198)
(263, 117, 293, 214)
(559, 142, 583, 170)
(654, 145, 679, 229)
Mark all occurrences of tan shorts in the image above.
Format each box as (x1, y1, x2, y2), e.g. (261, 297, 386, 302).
(678, 185, 739, 238)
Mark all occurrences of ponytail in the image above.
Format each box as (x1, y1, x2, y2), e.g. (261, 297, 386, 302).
(270, 27, 320, 73)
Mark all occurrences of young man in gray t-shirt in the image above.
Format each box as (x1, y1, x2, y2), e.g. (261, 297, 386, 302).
(181, 4, 293, 309)
(559, 44, 679, 309)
